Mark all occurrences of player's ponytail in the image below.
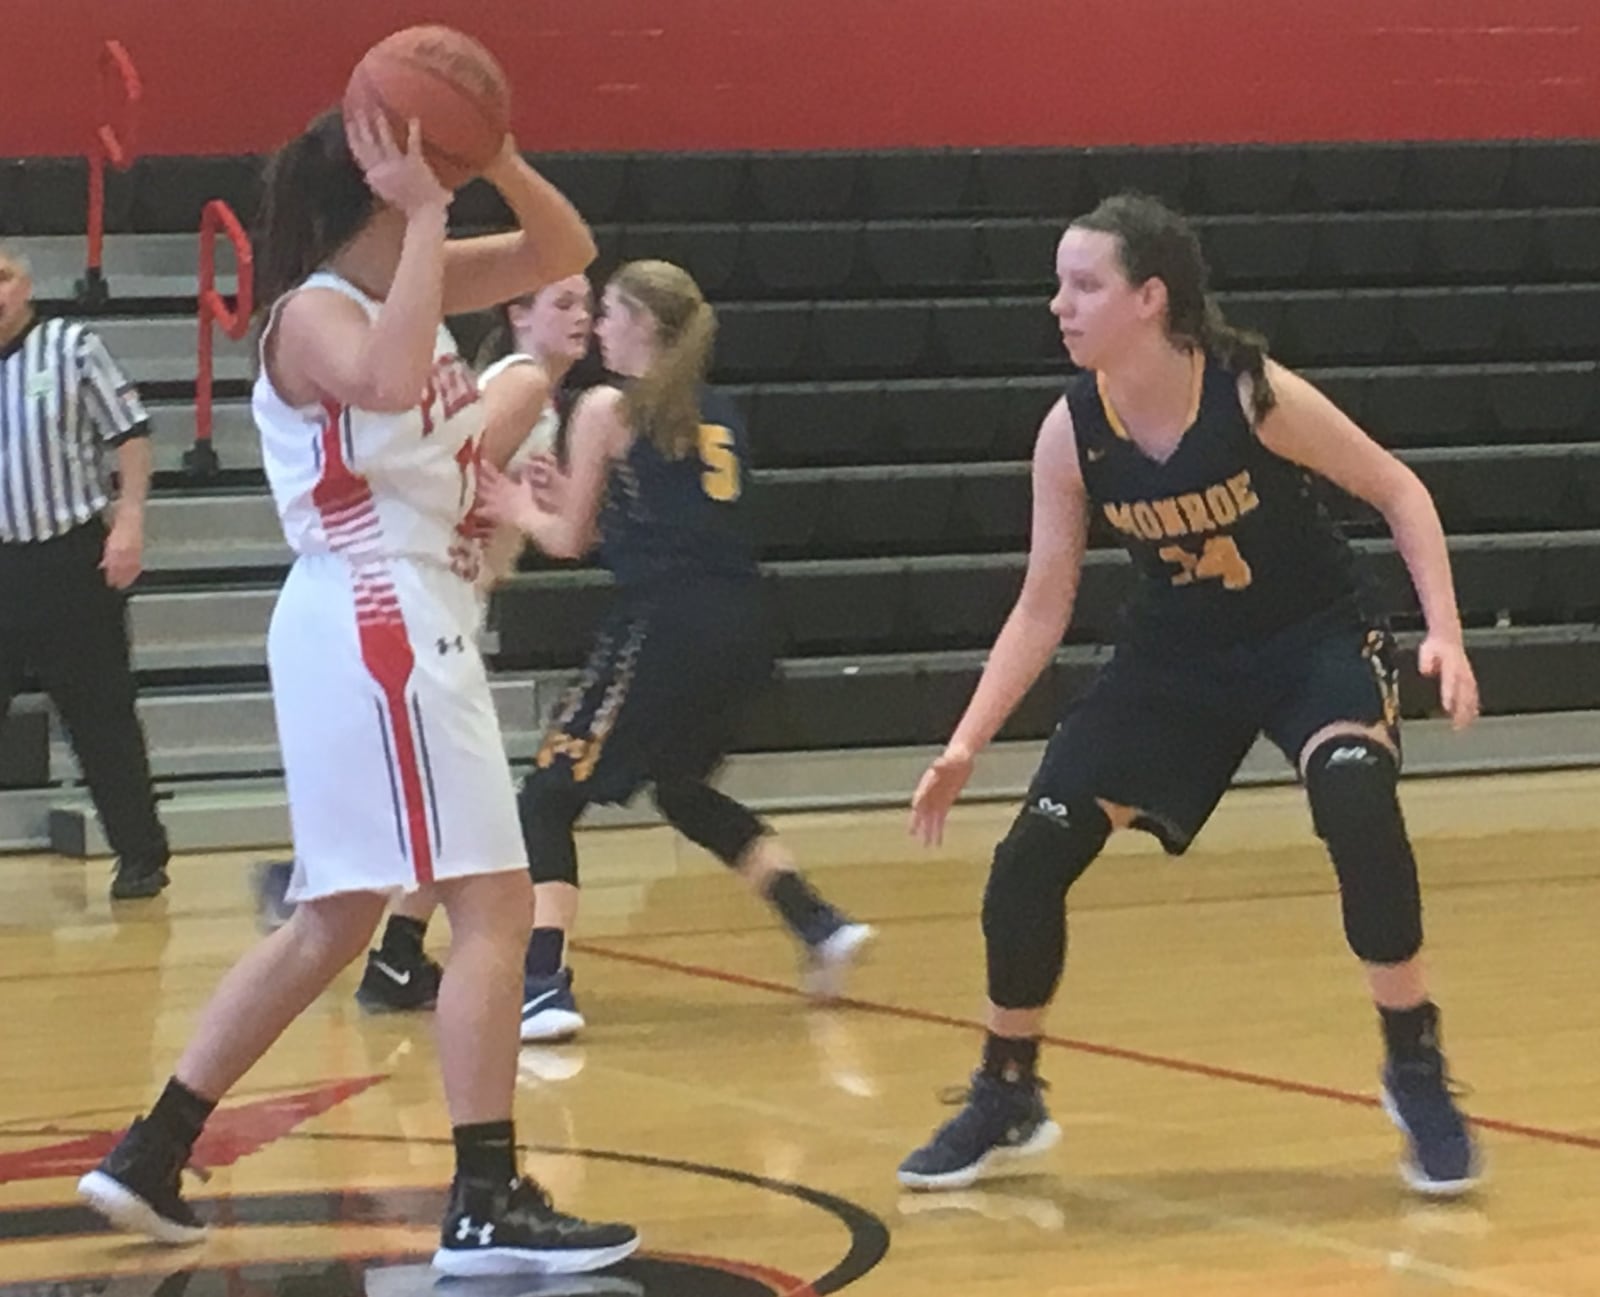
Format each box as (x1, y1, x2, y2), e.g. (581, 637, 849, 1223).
(1072, 192, 1276, 422)
(254, 109, 376, 313)
(610, 260, 716, 458)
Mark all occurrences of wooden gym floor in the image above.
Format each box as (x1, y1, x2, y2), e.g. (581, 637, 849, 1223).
(1, 769, 1597, 1296)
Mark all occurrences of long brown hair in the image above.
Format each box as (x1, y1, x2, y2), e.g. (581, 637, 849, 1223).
(1072, 193, 1276, 421)
(610, 260, 716, 456)
(254, 109, 375, 312)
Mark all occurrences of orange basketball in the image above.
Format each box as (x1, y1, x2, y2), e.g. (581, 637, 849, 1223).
(344, 26, 510, 189)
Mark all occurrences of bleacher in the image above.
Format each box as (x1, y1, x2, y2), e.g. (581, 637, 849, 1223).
(4, 141, 1598, 852)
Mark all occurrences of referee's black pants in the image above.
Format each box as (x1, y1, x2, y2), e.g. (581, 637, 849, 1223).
(0, 518, 168, 870)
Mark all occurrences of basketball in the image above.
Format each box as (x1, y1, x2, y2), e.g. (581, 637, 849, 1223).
(344, 26, 510, 189)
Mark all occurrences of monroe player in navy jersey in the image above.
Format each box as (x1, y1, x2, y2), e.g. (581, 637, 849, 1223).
(897, 195, 1481, 1197)
(480, 260, 872, 1043)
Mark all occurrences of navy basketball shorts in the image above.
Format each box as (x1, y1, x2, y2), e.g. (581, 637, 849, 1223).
(531, 575, 773, 805)
(1030, 606, 1400, 854)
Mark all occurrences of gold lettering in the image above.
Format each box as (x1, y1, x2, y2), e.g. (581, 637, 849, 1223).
(1152, 497, 1187, 537)
(1204, 484, 1238, 526)
(1227, 471, 1260, 517)
(1177, 493, 1214, 533)
(1104, 502, 1137, 535)
(1130, 502, 1165, 540)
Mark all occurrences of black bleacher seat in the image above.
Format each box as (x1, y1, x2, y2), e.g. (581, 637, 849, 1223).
(617, 224, 742, 295)
(749, 472, 832, 556)
(1083, 148, 1194, 210)
(629, 153, 748, 222)
(933, 298, 1056, 372)
(714, 303, 813, 381)
(769, 561, 906, 655)
(1483, 363, 1600, 440)
(1314, 216, 1426, 286)
(1189, 147, 1304, 215)
(1508, 285, 1600, 359)
(861, 152, 974, 217)
(971, 152, 1088, 215)
(1280, 291, 1397, 366)
(1299, 146, 1409, 211)
(742, 383, 884, 466)
(1535, 210, 1600, 278)
(747, 154, 861, 221)
(825, 472, 957, 555)
(1202, 218, 1316, 288)
(1402, 144, 1513, 209)
(1426, 214, 1533, 283)
(977, 220, 1058, 289)
(905, 556, 1024, 649)
(950, 466, 1030, 550)
(884, 381, 1016, 461)
(1506, 142, 1600, 208)
(810, 301, 934, 376)
(865, 222, 980, 292)
(492, 575, 611, 670)
(19, 158, 135, 236)
(0, 162, 26, 235)
(134, 156, 260, 232)
(1394, 289, 1509, 364)
(743, 225, 861, 295)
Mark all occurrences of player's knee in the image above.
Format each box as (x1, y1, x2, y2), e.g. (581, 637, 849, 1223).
(1303, 734, 1422, 964)
(652, 778, 764, 865)
(982, 797, 1111, 1007)
(518, 774, 584, 886)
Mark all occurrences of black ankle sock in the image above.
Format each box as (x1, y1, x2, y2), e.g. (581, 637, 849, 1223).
(380, 915, 428, 961)
(1379, 1000, 1440, 1064)
(453, 1120, 517, 1200)
(766, 871, 844, 947)
(981, 1034, 1040, 1085)
(524, 928, 566, 980)
(146, 1078, 216, 1155)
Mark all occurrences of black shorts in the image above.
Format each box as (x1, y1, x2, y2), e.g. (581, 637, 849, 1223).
(530, 575, 772, 805)
(1031, 606, 1399, 854)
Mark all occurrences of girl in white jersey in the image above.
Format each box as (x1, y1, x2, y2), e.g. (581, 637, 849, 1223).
(353, 274, 597, 1012)
(78, 108, 638, 1277)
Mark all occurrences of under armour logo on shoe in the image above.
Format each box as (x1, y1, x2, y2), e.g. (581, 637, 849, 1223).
(455, 1217, 495, 1246)
(1032, 797, 1072, 825)
(1327, 745, 1377, 766)
(437, 635, 466, 655)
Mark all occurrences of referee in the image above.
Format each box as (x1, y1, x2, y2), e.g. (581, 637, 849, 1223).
(0, 242, 170, 899)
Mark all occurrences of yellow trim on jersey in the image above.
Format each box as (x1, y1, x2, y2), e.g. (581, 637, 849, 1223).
(1096, 351, 1204, 444)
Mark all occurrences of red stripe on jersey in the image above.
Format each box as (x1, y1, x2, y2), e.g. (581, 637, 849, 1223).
(310, 401, 436, 885)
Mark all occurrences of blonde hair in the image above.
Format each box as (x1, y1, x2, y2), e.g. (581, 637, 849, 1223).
(610, 260, 715, 457)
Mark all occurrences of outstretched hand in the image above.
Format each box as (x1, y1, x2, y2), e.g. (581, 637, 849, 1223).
(908, 744, 976, 847)
(1417, 635, 1480, 731)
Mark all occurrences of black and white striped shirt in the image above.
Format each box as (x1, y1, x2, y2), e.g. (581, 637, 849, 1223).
(0, 316, 150, 543)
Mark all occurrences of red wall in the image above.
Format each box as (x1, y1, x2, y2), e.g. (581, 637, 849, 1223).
(5, 0, 1600, 157)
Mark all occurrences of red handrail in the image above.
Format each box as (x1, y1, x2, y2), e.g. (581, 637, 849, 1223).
(82, 40, 141, 308)
(191, 200, 254, 478)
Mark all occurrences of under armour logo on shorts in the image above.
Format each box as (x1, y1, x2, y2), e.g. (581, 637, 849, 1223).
(436, 635, 466, 656)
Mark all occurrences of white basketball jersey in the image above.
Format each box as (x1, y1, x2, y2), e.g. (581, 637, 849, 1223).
(253, 271, 488, 583)
(479, 351, 559, 470)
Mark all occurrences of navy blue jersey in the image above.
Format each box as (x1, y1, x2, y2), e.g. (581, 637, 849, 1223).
(1065, 356, 1358, 653)
(598, 386, 759, 587)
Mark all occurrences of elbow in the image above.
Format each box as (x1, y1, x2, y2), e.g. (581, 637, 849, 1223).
(1375, 467, 1440, 534)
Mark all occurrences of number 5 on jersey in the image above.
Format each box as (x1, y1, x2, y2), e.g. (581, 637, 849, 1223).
(699, 423, 741, 501)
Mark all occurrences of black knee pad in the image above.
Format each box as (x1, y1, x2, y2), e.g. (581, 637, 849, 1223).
(983, 796, 1111, 1009)
(518, 774, 586, 886)
(1303, 735, 1423, 964)
(652, 778, 765, 865)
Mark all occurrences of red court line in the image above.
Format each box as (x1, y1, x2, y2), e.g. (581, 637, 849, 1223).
(571, 939, 1600, 1154)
